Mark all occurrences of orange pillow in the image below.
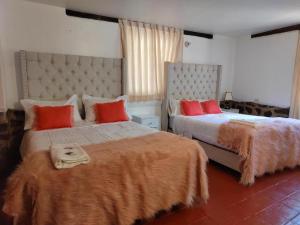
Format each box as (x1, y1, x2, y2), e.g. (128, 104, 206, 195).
(201, 100, 222, 114)
(180, 100, 205, 116)
(94, 100, 129, 123)
(34, 105, 74, 130)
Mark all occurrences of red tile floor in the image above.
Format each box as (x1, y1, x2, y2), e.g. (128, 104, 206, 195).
(146, 162, 300, 225)
(1, 162, 300, 225)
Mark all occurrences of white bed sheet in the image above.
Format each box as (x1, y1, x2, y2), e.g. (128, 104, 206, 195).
(171, 112, 263, 147)
(20, 121, 158, 157)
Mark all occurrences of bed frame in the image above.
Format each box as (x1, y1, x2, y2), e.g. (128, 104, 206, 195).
(164, 62, 242, 172)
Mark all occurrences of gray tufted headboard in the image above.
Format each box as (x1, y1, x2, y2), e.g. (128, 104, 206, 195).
(20, 51, 122, 100)
(161, 62, 222, 130)
(166, 62, 221, 100)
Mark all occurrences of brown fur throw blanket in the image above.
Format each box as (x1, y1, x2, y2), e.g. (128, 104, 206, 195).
(3, 132, 208, 225)
(218, 118, 300, 185)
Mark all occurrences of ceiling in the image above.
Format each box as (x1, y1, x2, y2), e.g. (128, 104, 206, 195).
(27, 0, 300, 36)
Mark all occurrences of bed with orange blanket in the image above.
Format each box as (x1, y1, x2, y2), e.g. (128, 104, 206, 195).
(2, 124, 208, 225)
(218, 117, 300, 185)
(172, 112, 300, 185)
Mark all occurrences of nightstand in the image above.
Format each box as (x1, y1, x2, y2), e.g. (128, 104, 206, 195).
(132, 115, 161, 130)
(0, 110, 25, 177)
(222, 108, 239, 113)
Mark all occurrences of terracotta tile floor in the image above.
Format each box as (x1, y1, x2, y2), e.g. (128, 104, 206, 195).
(0, 176, 12, 225)
(146, 162, 300, 225)
(1, 162, 300, 225)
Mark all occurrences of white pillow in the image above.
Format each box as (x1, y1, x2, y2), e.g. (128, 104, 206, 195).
(168, 98, 181, 116)
(21, 95, 82, 130)
(82, 94, 130, 122)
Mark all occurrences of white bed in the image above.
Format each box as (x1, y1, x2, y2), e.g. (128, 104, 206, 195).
(164, 62, 300, 177)
(20, 121, 157, 157)
(18, 51, 155, 156)
(171, 112, 261, 146)
(170, 112, 271, 171)
(164, 62, 245, 171)
(18, 50, 159, 158)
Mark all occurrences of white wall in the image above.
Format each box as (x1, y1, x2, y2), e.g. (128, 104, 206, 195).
(0, 0, 121, 109)
(183, 35, 212, 63)
(1, 0, 298, 115)
(183, 34, 236, 99)
(233, 31, 299, 107)
(0, 0, 237, 115)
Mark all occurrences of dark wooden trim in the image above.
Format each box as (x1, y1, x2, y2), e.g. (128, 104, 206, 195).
(66, 9, 118, 23)
(184, 30, 213, 39)
(251, 24, 300, 38)
(66, 9, 213, 39)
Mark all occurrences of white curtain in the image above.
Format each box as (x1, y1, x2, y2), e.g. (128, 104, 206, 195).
(119, 19, 183, 101)
(290, 31, 300, 119)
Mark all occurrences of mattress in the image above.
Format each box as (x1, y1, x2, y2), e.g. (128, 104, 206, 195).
(20, 121, 157, 157)
(171, 112, 262, 147)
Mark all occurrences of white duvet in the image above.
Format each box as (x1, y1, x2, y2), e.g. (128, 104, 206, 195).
(172, 112, 265, 147)
(20, 121, 157, 157)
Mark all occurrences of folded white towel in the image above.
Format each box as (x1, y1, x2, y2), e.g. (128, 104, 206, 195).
(50, 143, 90, 169)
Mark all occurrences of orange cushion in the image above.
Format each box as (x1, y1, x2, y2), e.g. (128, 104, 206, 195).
(34, 105, 74, 130)
(180, 100, 205, 116)
(201, 100, 222, 114)
(94, 100, 129, 123)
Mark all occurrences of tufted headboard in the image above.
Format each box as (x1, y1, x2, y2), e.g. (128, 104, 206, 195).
(166, 62, 221, 100)
(20, 51, 122, 100)
(161, 62, 222, 130)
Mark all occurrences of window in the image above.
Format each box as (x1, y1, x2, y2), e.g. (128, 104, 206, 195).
(119, 20, 183, 101)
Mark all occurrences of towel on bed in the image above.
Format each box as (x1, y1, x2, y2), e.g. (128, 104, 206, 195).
(50, 143, 90, 169)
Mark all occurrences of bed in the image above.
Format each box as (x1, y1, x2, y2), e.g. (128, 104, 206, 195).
(163, 62, 240, 169)
(2, 51, 209, 225)
(164, 62, 300, 185)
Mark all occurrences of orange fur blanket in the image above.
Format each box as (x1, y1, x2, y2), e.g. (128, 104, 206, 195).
(3, 132, 208, 225)
(218, 118, 300, 185)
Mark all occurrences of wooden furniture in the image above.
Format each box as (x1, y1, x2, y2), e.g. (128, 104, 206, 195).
(0, 110, 24, 177)
(132, 115, 161, 130)
(0, 112, 9, 177)
(220, 100, 289, 117)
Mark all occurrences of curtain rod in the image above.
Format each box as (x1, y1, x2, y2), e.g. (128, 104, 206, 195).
(66, 9, 213, 39)
(251, 24, 300, 38)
